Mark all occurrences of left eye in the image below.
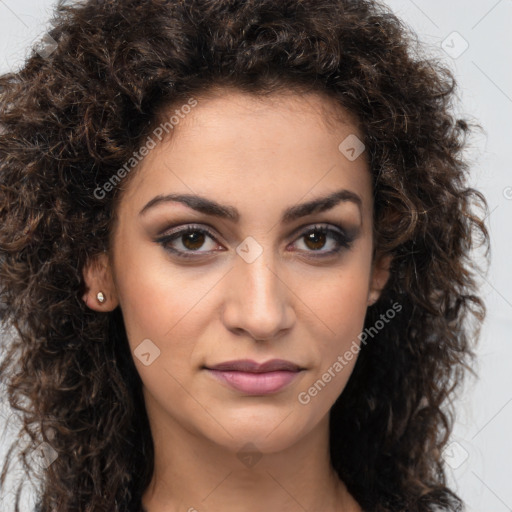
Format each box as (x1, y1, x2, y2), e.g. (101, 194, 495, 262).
(292, 225, 353, 254)
(156, 224, 353, 259)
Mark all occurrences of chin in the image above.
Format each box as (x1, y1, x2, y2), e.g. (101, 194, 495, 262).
(200, 410, 309, 455)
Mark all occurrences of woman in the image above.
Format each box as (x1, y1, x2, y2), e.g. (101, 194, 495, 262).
(0, 0, 489, 511)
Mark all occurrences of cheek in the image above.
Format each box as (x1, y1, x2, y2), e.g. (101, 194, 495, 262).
(297, 250, 372, 398)
(111, 240, 225, 400)
(320, 268, 370, 342)
(112, 233, 209, 342)
(112, 253, 205, 409)
(305, 248, 372, 340)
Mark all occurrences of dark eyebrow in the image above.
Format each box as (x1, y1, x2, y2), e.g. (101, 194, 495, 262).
(139, 188, 362, 223)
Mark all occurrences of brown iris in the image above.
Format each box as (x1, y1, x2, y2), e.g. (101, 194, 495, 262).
(303, 230, 327, 251)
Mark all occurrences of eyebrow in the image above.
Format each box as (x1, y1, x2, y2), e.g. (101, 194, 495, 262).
(139, 188, 362, 224)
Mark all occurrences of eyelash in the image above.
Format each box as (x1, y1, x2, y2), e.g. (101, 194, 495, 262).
(155, 223, 355, 260)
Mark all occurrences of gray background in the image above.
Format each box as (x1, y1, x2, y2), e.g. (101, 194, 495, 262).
(0, 0, 510, 510)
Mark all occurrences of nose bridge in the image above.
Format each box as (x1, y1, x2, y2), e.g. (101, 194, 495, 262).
(223, 236, 292, 339)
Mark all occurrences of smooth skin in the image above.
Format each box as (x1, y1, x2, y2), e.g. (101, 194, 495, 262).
(83, 88, 392, 512)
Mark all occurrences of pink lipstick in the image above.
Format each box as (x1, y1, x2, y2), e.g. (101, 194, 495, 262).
(205, 359, 303, 395)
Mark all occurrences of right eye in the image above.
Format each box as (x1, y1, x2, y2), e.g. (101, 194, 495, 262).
(155, 224, 225, 259)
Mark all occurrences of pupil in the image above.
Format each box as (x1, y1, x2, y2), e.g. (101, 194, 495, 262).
(305, 231, 325, 250)
(183, 232, 204, 250)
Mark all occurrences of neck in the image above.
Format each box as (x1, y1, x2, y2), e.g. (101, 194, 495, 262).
(141, 406, 360, 512)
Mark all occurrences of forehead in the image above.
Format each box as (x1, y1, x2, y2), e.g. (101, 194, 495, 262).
(165, 88, 364, 151)
(119, 89, 372, 221)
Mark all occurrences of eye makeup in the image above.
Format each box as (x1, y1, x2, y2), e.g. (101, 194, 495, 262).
(154, 221, 358, 261)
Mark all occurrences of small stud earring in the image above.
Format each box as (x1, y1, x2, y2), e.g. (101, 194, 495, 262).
(368, 294, 377, 305)
(96, 292, 106, 304)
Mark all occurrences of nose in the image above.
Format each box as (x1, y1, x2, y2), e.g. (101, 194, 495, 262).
(221, 246, 295, 341)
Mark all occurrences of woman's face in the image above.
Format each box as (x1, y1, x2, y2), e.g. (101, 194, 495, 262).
(84, 89, 390, 455)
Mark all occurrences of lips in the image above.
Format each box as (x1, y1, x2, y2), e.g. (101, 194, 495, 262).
(207, 359, 302, 373)
(204, 359, 304, 395)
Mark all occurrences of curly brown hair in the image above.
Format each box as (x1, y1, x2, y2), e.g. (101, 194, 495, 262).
(0, 0, 489, 511)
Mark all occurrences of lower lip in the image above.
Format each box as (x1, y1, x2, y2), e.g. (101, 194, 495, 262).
(206, 369, 301, 395)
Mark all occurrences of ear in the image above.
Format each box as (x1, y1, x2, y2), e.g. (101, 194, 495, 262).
(82, 251, 119, 311)
(367, 252, 393, 306)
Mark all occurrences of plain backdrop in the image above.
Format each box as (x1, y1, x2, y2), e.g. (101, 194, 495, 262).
(0, 0, 510, 510)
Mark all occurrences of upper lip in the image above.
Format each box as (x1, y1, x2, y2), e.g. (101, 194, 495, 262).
(206, 359, 302, 373)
